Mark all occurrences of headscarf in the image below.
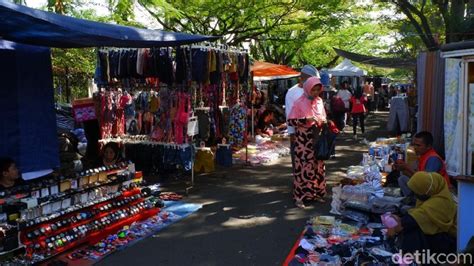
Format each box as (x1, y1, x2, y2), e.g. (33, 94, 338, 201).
(407, 171, 457, 236)
(288, 77, 326, 125)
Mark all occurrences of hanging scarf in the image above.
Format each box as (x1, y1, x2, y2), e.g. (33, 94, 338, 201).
(407, 171, 457, 236)
(288, 77, 326, 126)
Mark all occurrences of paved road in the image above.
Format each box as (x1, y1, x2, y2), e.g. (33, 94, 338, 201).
(98, 112, 390, 266)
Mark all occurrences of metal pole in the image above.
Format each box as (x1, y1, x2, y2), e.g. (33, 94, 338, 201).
(251, 105, 254, 139)
(251, 71, 255, 139)
(191, 161, 194, 186)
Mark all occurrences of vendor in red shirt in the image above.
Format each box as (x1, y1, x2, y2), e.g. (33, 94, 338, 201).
(395, 131, 452, 197)
(350, 87, 367, 139)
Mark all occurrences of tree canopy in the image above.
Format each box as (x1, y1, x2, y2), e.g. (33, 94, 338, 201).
(385, 0, 474, 50)
(10, 0, 433, 101)
(137, 0, 397, 69)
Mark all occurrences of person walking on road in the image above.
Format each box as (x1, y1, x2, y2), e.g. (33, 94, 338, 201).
(350, 87, 367, 139)
(334, 82, 352, 132)
(287, 77, 327, 208)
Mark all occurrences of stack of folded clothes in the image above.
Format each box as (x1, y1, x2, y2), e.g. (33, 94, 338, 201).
(371, 196, 403, 214)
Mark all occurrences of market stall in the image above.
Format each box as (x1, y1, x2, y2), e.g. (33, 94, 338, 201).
(243, 61, 296, 163)
(251, 61, 300, 81)
(88, 43, 250, 178)
(284, 215, 394, 265)
(440, 41, 474, 251)
(284, 137, 416, 265)
(327, 58, 367, 89)
(0, 1, 221, 263)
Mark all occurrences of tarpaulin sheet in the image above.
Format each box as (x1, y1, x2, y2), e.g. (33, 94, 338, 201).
(251, 61, 300, 81)
(0, 1, 219, 48)
(333, 48, 416, 69)
(0, 40, 59, 173)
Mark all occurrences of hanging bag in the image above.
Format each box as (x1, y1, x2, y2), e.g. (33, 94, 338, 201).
(313, 123, 337, 160)
(72, 97, 96, 122)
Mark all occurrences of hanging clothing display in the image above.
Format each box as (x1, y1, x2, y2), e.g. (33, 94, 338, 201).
(124, 141, 194, 176)
(416, 51, 445, 154)
(387, 96, 409, 133)
(444, 58, 463, 175)
(228, 102, 247, 147)
(195, 109, 211, 141)
(93, 44, 250, 150)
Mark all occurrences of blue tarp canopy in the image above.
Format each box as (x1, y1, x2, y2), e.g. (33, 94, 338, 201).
(0, 40, 59, 174)
(0, 1, 219, 48)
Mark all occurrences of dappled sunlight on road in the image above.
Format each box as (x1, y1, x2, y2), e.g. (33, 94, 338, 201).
(221, 216, 276, 228)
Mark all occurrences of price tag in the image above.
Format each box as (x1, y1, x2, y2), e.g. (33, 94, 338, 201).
(52, 201, 62, 212)
(128, 163, 135, 173)
(89, 174, 99, 183)
(42, 204, 52, 215)
(88, 190, 97, 201)
(71, 179, 78, 189)
(99, 172, 108, 182)
(50, 185, 59, 195)
(60, 180, 71, 192)
(122, 180, 132, 188)
(41, 187, 50, 198)
(20, 197, 38, 209)
(109, 184, 119, 193)
(62, 198, 71, 209)
(80, 193, 88, 203)
(80, 176, 90, 187)
(31, 190, 41, 199)
(0, 213, 8, 223)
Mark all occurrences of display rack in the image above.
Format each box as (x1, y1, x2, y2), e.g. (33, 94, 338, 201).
(0, 163, 161, 264)
(19, 187, 158, 264)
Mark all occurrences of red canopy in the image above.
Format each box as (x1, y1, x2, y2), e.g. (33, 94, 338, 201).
(251, 61, 300, 81)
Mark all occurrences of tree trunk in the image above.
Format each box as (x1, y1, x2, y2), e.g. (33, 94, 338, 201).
(65, 66, 71, 103)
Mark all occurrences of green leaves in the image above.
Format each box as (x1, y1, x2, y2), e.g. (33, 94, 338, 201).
(31, 0, 428, 99)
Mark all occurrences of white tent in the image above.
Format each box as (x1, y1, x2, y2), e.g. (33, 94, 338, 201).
(327, 59, 367, 77)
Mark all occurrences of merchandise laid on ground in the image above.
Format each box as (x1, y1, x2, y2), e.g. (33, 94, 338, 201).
(233, 137, 291, 165)
(284, 137, 417, 265)
(284, 216, 394, 265)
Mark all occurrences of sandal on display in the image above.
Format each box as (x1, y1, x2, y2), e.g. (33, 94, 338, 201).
(159, 192, 183, 201)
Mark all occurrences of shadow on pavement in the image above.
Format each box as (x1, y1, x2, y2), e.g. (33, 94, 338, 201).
(97, 112, 390, 266)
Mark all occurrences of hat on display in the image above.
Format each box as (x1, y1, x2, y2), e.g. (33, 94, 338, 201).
(301, 65, 320, 78)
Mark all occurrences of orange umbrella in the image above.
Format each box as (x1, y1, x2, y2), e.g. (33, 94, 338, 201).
(251, 61, 300, 81)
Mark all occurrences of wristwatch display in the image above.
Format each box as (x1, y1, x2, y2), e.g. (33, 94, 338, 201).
(8, 164, 157, 264)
